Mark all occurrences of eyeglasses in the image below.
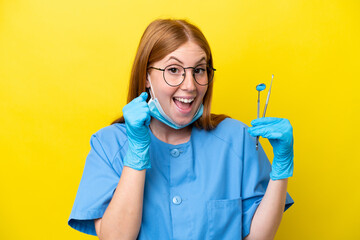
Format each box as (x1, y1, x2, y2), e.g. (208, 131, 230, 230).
(148, 64, 216, 87)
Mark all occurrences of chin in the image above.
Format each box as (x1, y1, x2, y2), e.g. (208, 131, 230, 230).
(173, 117, 193, 127)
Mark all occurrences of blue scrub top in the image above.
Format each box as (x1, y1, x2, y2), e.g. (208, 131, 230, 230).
(68, 118, 294, 239)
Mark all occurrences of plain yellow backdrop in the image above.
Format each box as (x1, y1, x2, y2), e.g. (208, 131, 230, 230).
(1, 0, 359, 239)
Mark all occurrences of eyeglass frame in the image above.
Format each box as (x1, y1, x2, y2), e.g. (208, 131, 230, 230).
(147, 64, 216, 87)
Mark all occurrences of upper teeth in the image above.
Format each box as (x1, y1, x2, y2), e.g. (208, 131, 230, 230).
(175, 97, 194, 103)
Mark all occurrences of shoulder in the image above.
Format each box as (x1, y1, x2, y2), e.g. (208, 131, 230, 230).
(93, 123, 127, 142)
(90, 123, 128, 161)
(216, 117, 249, 129)
(195, 118, 251, 157)
(210, 117, 249, 140)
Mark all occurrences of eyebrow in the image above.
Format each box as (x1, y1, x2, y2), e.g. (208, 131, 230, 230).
(165, 56, 207, 65)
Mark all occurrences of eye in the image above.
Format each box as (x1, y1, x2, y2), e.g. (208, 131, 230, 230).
(169, 68, 179, 73)
(166, 65, 182, 75)
(194, 66, 206, 74)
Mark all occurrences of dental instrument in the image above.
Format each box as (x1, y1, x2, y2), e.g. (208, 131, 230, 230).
(256, 74, 274, 150)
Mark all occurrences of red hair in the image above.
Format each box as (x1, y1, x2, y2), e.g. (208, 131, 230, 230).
(111, 19, 228, 130)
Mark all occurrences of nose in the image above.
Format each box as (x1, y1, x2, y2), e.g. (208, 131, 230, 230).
(180, 69, 197, 91)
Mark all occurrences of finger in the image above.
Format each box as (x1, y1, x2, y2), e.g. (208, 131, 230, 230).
(137, 100, 150, 109)
(132, 92, 148, 103)
(145, 112, 151, 126)
(251, 117, 282, 126)
(143, 105, 151, 126)
(139, 92, 148, 101)
(123, 102, 148, 122)
(248, 126, 283, 139)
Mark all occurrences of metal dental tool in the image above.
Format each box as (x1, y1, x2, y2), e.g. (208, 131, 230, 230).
(256, 74, 274, 150)
(256, 83, 266, 118)
(263, 74, 274, 117)
(256, 83, 266, 150)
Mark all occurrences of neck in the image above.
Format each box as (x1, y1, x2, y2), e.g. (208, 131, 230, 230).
(149, 118, 192, 145)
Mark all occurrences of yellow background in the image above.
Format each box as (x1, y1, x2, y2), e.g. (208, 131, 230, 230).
(1, 0, 359, 239)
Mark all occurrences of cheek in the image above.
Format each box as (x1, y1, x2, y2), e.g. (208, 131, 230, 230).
(158, 86, 178, 102)
(199, 86, 208, 100)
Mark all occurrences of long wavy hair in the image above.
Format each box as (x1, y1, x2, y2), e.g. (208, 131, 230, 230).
(111, 19, 228, 130)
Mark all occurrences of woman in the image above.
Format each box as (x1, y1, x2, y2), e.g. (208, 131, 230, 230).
(68, 19, 294, 240)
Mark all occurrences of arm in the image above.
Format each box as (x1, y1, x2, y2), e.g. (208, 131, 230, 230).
(246, 117, 294, 240)
(244, 179, 288, 240)
(95, 92, 152, 240)
(95, 167, 146, 240)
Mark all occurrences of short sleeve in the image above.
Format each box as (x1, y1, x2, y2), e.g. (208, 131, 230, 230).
(241, 127, 294, 239)
(68, 134, 123, 236)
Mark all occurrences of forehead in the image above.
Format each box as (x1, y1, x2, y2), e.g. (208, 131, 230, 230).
(160, 41, 207, 64)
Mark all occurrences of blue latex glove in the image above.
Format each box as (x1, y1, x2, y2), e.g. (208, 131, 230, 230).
(247, 117, 294, 180)
(122, 92, 151, 170)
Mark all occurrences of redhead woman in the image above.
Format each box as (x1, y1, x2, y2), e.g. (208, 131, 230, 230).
(68, 19, 294, 240)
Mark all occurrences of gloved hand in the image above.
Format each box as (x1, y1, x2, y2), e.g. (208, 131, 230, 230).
(122, 92, 151, 170)
(247, 117, 294, 180)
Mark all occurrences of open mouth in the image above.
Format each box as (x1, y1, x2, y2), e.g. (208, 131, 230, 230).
(173, 97, 195, 113)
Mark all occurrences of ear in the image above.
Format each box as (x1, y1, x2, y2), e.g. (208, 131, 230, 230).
(145, 74, 151, 88)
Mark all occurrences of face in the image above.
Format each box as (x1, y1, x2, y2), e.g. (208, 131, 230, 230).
(146, 41, 208, 126)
